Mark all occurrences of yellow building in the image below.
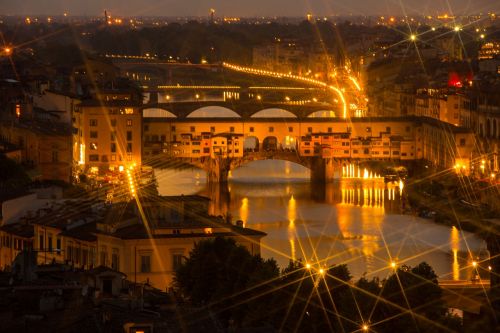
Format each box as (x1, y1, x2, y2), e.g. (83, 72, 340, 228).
(0, 120, 72, 182)
(2, 196, 265, 291)
(74, 100, 143, 173)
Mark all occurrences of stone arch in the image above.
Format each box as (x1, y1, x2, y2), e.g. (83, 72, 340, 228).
(143, 108, 177, 118)
(251, 108, 297, 118)
(281, 135, 298, 151)
(262, 136, 279, 151)
(186, 106, 241, 118)
(244, 136, 260, 152)
(307, 110, 337, 118)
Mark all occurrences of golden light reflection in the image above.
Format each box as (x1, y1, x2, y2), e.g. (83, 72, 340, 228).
(287, 195, 296, 223)
(451, 226, 460, 281)
(288, 195, 297, 261)
(239, 197, 248, 228)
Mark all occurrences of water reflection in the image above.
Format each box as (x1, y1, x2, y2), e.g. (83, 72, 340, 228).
(155, 165, 486, 280)
(451, 226, 460, 281)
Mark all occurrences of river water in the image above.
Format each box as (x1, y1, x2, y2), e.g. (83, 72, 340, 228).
(155, 160, 487, 280)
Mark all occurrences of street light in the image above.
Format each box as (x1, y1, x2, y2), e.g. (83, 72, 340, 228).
(362, 324, 369, 331)
(305, 263, 312, 270)
(390, 261, 397, 269)
(410, 34, 417, 41)
(454, 26, 461, 32)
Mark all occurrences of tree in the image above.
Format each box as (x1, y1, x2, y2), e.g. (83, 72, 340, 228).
(174, 237, 279, 328)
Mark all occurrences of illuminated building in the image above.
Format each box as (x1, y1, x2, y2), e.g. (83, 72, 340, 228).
(74, 99, 143, 173)
(0, 195, 265, 291)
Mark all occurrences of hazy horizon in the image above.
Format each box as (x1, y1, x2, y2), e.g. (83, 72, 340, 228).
(1, 0, 499, 17)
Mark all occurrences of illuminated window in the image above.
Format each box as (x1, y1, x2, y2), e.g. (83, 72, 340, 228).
(125, 108, 134, 114)
(126, 119, 132, 126)
(90, 143, 98, 150)
(89, 119, 97, 126)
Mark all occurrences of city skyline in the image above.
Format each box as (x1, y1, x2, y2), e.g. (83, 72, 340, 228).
(1, 0, 500, 17)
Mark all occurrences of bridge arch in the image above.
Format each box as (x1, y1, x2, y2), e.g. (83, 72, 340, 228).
(281, 135, 298, 151)
(250, 108, 297, 118)
(143, 108, 177, 118)
(262, 136, 279, 151)
(307, 110, 337, 118)
(186, 106, 241, 118)
(244, 136, 260, 152)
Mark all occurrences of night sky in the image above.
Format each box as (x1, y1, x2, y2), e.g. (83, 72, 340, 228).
(1, 0, 499, 17)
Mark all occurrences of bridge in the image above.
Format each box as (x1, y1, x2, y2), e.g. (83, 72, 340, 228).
(142, 100, 339, 120)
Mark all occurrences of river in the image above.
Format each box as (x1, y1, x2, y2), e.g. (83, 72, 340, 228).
(154, 160, 487, 280)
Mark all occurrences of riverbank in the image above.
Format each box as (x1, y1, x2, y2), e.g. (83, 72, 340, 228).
(405, 172, 499, 236)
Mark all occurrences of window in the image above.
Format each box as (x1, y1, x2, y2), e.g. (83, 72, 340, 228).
(127, 143, 132, 153)
(48, 234, 53, 252)
(460, 138, 466, 146)
(39, 235, 44, 250)
(308, 127, 312, 133)
(249, 127, 254, 133)
(144, 125, 149, 131)
(112, 249, 119, 271)
(111, 143, 116, 153)
(67, 245, 73, 261)
(111, 119, 116, 127)
(386, 127, 391, 133)
(141, 255, 151, 273)
(288, 127, 293, 132)
(328, 127, 332, 133)
(100, 247, 107, 266)
(269, 126, 274, 133)
(90, 131, 98, 138)
(110, 131, 116, 141)
(90, 143, 98, 150)
(405, 126, 411, 132)
(111, 154, 116, 161)
(172, 254, 184, 271)
(52, 151, 59, 162)
(161, 135, 166, 142)
(210, 126, 215, 133)
(230, 126, 235, 133)
(89, 119, 97, 127)
(190, 126, 195, 133)
(56, 238, 61, 254)
(171, 125, 176, 132)
(127, 131, 132, 141)
(126, 119, 132, 126)
(203, 147, 210, 153)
